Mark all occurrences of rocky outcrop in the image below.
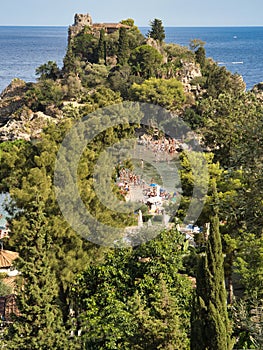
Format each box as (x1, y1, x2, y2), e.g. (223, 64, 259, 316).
(0, 108, 59, 142)
(146, 38, 168, 63)
(0, 79, 28, 127)
(0, 79, 61, 141)
(251, 82, 263, 101)
(176, 60, 203, 96)
(176, 60, 202, 85)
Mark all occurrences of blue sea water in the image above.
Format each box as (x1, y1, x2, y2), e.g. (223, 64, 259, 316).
(0, 26, 262, 93)
(141, 26, 263, 90)
(0, 26, 68, 93)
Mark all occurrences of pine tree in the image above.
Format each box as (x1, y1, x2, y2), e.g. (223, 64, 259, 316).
(4, 201, 72, 350)
(117, 27, 129, 65)
(148, 18, 165, 43)
(190, 182, 234, 350)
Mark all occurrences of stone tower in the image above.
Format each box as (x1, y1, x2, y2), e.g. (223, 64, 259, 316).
(68, 13, 93, 44)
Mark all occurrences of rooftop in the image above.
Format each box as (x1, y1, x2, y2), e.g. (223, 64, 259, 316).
(0, 250, 18, 269)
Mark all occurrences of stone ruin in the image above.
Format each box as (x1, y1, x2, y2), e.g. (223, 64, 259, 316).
(68, 13, 130, 43)
(68, 13, 93, 42)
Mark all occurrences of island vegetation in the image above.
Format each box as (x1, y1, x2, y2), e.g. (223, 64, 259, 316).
(0, 14, 262, 349)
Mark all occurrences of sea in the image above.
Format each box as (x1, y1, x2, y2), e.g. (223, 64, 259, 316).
(0, 26, 263, 93)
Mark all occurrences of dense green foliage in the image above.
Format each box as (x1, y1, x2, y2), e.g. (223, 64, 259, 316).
(190, 186, 233, 350)
(130, 77, 185, 110)
(0, 14, 262, 350)
(128, 44, 163, 78)
(148, 18, 165, 42)
(36, 61, 60, 81)
(5, 203, 70, 350)
(72, 229, 192, 349)
(97, 29, 106, 64)
(117, 27, 129, 65)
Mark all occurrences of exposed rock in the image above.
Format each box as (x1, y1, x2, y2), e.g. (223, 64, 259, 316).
(45, 105, 63, 118)
(0, 79, 63, 141)
(0, 108, 59, 142)
(106, 55, 118, 66)
(62, 101, 85, 108)
(251, 82, 263, 101)
(0, 78, 27, 99)
(176, 60, 202, 85)
(0, 79, 28, 127)
(146, 38, 168, 63)
(175, 60, 203, 98)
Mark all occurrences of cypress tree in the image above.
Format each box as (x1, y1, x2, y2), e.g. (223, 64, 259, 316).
(97, 28, 106, 64)
(117, 27, 129, 65)
(191, 182, 233, 350)
(195, 46, 206, 70)
(4, 201, 71, 349)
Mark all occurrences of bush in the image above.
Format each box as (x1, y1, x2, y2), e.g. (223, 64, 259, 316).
(0, 280, 12, 296)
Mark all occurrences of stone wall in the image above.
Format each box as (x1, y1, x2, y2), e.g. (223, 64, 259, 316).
(68, 13, 130, 44)
(68, 13, 93, 43)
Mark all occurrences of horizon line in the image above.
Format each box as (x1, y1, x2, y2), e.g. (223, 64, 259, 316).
(0, 24, 262, 28)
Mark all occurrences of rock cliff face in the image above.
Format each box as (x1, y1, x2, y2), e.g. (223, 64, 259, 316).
(0, 109, 58, 142)
(0, 79, 59, 142)
(176, 60, 203, 95)
(0, 60, 202, 143)
(145, 38, 202, 95)
(146, 38, 168, 63)
(177, 61, 202, 85)
(0, 79, 28, 127)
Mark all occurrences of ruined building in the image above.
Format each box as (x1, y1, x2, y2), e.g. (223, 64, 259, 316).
(68, 13, 130, 43)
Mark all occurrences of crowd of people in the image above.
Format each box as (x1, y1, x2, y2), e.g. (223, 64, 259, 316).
(117, 166, 178, 214)
(138, 134, 186, 162)
(116, 133, 184, 214)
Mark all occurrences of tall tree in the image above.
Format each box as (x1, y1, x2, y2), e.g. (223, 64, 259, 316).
(97, 28, 106, 64)
(191, 182, 234, 350)
(195, 46, 206, 70)
(0, 124, 100, 327)
(148, 18, 165, 43)
(117, 27, 129, 65)
(4, 201, 72, 349)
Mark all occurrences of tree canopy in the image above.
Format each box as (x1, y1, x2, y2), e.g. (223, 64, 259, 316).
(148, 18, 165, 42)
(130, 77, 185, 111)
